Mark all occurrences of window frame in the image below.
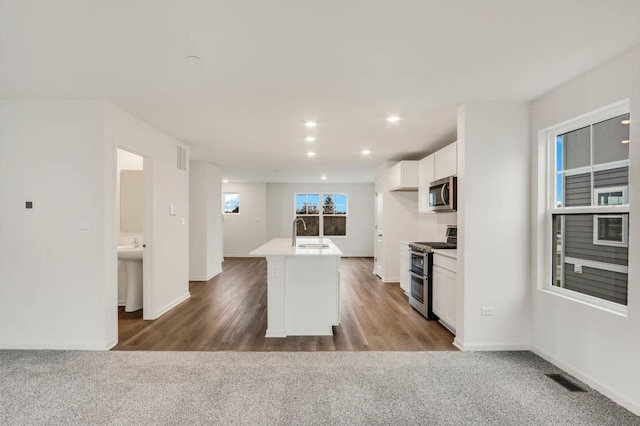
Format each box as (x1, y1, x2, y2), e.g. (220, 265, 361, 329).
(543, 100, 630, 315)
(223, 192, 240, 215)
(294, 193, 348, 238)
(593, 214, 628, 247)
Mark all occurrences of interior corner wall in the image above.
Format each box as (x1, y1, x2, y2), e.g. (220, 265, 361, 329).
(222, 182, 267, 256)
(0, 100, 111, 349)
(105, 103, 190, 324)
(265, 183, 374, 257)
(456, 101, 531, 351)
(189, 161, 223, 280)
(530, 45, 640, 414)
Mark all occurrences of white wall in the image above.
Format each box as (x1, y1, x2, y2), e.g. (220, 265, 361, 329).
(190, 161, 223, 280)
(265, 183, 374, 257)
(222, 182, 267, 256)
(456, 101, 531, 351)
(530, 45, 640, 414)
(0, 100, 110, 349)
(106, 104, 190, 330)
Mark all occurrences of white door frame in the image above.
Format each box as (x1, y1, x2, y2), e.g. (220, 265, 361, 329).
(374, 181, 384, 278)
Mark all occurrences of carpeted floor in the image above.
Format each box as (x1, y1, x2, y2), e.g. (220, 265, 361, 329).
(1, 350, 638, 425)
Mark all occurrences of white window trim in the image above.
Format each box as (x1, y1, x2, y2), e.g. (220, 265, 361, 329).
(593, 214, 629, 247)
(542, 99, 630, 314)
(294, 193, 348, 238)
(564, 256, 628, 274)
(223, 192, 240, 215)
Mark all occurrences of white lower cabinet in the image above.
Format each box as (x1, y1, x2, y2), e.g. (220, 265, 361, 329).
(433, 254, 457, 334)
(399, 242, 410, 293)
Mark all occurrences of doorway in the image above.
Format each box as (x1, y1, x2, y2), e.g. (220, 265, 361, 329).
(115, 148, 151, 327)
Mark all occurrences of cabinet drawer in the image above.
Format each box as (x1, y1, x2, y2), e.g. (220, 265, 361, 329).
(434, 254, 457, 272)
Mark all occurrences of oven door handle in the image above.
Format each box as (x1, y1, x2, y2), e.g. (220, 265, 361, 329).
(409, 270, 425, 279)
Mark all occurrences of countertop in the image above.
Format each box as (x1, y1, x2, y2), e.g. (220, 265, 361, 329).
(432, 249, 457, 260)
(250, 238, 343, 257)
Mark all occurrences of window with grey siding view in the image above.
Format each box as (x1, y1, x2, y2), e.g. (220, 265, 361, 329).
(552, 113, 630, 305)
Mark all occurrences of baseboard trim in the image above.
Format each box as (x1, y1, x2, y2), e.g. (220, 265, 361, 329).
(0, 340, 116, 351)
(453, 338, 464, 351)
(454, 342, 531, 351)
(265, 328, 286, 338)
(224, 254, 262, 258)
(190, 265, 223, 282)
(105, 337, 118, 350)
(531, 346, 640, 416)
(151, 292, 191, 320)
(381, 277, 399, 283)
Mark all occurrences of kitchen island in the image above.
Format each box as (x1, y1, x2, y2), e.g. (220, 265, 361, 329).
(250, 238, 342, 337)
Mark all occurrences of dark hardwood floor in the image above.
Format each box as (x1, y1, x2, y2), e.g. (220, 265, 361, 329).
(114, 257, 456, 351)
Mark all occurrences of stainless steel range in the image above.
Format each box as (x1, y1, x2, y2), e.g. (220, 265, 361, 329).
(408, 226, 457, 320)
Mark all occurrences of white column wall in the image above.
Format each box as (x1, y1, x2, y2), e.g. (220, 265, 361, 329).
(456, 101, 531, 350)
(530, 45, 640, 414)
(190, 161, 223, 280)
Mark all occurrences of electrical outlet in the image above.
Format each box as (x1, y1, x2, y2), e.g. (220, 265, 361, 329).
(574, 264, 582, 274)
(481, 307, 494, 316)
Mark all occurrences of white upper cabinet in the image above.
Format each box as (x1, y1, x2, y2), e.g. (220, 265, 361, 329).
(434, 141, 458, 180)
(387, 161, 418, 191)
(418, 154, 435, 213)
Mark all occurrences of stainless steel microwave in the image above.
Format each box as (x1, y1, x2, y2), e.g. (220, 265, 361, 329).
(429, 176, 457, 212)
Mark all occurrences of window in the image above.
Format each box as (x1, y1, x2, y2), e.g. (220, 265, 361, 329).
(295, 193, 347, 237)
(593, 215, 628, 247)
(223, 192, 240, 214)
(548, 102, 630, 309)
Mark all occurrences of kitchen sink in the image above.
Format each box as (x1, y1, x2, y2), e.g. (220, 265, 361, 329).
(298, 243, 330, 249)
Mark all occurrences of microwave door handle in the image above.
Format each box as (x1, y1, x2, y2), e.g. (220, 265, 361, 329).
(441, 183, 447, 205)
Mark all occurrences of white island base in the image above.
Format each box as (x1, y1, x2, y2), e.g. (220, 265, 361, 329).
(251, 238, 342, 337)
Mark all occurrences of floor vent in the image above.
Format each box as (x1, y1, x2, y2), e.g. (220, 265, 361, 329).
(546, 374, 587, 392)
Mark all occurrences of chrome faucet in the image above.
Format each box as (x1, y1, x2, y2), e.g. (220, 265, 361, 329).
(292, 218, 307, 246)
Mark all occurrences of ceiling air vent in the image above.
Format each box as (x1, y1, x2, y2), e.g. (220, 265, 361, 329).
(177, 145, 187, 171)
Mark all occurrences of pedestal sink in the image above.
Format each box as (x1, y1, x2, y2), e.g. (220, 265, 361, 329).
(117, 246, 143, 312)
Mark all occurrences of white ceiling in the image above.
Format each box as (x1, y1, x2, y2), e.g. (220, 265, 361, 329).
(1, 1, 639, 182)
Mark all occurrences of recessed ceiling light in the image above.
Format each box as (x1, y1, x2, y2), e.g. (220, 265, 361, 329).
(321, 175, 327, 180)
(223, 179, 229, 183)
(304, 121, 318, 128)
(186, 55, 202, 63)
(361, 149, 371, 155)
(306, 151, 316, 157)
(386, 115, 401, 123)
(305, 136, 316, 142)
(621, 140, 630, 144)
(621, 119, 630, 125)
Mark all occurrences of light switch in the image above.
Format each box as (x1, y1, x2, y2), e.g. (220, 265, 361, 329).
(574, 264, 582, 274)
(77, 220, 90, 231)
(169, 204, 177, 216)
(181, 217, 186, 225)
